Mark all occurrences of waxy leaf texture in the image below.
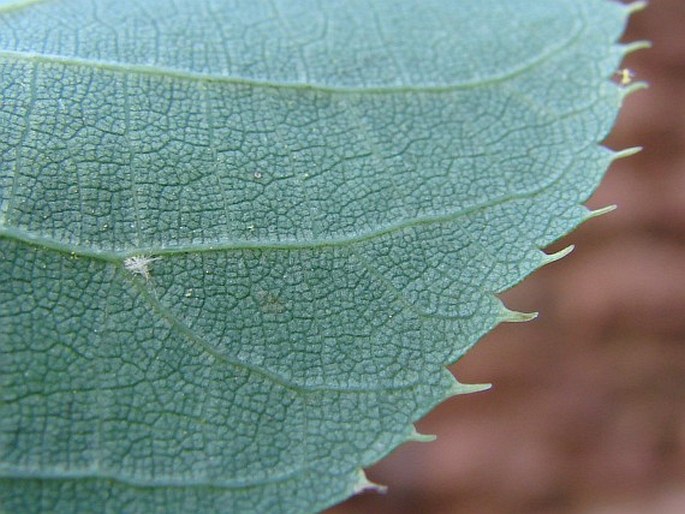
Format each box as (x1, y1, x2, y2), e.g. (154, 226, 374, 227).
(0, 1, 643, 512)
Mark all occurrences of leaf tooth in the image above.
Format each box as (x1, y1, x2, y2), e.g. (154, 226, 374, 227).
(540, 245, 575, 267)
(584, 204, 617, 221)
(612, 146, 643, 160)
(407, 425, 437, 443)
(498, 306, 539, 323)
(623, 39, 651, 53)
(353, 470, 388, 495)
(625, 1, 648, 15)
(446, 380, 492, 398)
(620, 80, 649, 99)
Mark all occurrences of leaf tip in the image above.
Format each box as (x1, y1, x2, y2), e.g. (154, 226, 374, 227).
(353, 471, 388, 496)
(540, 245, 575, 267)
(407, 426, 437, 443)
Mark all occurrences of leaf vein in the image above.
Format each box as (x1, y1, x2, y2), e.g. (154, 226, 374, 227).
(0, 19, 581, 95)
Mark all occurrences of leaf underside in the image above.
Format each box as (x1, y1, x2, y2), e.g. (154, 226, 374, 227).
(0, 1, 642, 513)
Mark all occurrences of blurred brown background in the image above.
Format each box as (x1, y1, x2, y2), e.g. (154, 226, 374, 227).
(327, 1, 685, 513)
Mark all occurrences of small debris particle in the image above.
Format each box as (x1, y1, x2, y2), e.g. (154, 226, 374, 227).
(616, 68, 635, 85)
(124, 255, 159, 280)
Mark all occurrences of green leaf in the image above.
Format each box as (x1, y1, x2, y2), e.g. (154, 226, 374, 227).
(0, 1, 643, 512)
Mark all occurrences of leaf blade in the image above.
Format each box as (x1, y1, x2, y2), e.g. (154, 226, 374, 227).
(0, 1, 641, 512)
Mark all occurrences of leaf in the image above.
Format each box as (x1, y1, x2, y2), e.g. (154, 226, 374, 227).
(0, 1, 644, 512)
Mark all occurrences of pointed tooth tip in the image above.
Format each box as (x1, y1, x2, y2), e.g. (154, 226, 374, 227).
(448, 381, 492, 397)
(613, 146, 643, 160)
(541, 245, 575, 266)
(619, 40, 651, 56)
(408, 426, 437, 443)
(586, 204, 618, 220)
(500, 307, 539, 323)
(621, 81, 649, 97)
(633, 40, 652, 50)
(626, 1, 648, 15)
(354, 470, 388, 495)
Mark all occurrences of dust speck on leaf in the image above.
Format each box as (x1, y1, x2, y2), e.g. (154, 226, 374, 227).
(615, 67, 635, 85)
(124, 255, 160, 280)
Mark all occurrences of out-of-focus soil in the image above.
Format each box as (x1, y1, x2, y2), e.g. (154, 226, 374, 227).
(327, 1, 685, 513)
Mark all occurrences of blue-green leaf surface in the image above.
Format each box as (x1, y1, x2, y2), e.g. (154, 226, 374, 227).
(0, 1, 642, 512)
